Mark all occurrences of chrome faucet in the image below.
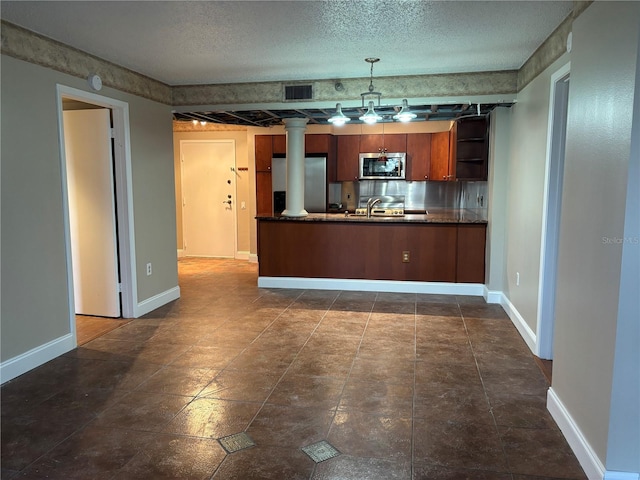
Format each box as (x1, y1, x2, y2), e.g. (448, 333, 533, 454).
(366, 197, 382, 218)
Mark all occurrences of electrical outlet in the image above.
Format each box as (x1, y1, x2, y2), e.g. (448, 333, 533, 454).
(241, 201, 246, 210)
(146, 263, 152, 276)
(516, 272, 520, 286)
(402, 251, 410, 263)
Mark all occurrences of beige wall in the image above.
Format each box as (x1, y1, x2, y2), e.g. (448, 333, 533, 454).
(502, 53, 569, 335)
(1, 55, 178, 364)
(553, 1, 640, 469)
(485, 106, 511, 292)
(492, 3, 640, 473)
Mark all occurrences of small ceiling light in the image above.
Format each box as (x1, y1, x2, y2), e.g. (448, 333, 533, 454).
(328, 103, 350, 126)
(192, 119, 198, 125)
(359, 101, 382, 124)
(393, 99, 417, 123)
(200, 120, 207, 126)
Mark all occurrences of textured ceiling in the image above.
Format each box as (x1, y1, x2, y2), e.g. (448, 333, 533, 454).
(1, 0, 573, 86)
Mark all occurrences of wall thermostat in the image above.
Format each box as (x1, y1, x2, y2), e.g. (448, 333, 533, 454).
(88, 74, 102, 91)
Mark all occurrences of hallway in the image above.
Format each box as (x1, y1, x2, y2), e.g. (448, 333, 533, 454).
(1, 258, 586, 479)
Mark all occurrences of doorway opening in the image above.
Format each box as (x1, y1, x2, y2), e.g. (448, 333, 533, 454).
(180, 140, 238, 258)
(56, 85, 137, 345)
(537, 63, 571, 367)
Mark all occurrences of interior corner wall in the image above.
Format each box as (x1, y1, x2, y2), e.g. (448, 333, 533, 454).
(605, 24, 640, 471)
(173, 130, 251, 255)
(502, 53, 569, 338)
(485, 107, 511, 293)
(0, 54, 178, 378)
(552, 1, 640, 469)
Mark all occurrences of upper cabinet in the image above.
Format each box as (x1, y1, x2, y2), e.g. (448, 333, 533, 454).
(359, 134, 407, 153)
(305, 134, 337, 182)
(272, 134, 286, 155)
(336, 135, 360, 182)
(407, 133, 432, 181)
(454, 116, 489, 181)
(305, 134, 331, 154)
(430, 131, 455, 181)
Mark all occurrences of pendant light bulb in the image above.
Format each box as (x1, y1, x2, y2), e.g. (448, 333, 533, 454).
(393, 99, 417, 123)
(359, 101, 382, 124)
(328, 103, 350, 126)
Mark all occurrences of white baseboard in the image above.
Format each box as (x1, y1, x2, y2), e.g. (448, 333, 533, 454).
(257, 276, 485, 296)
(498, 293, 537, 353)
(248, 253, 258, 263)
(604, 472, 640, 480)
(134, 286, 180, 318)
(483, 286, 502, 304)
(177, 249, 185, 258)
(547, 387, 606, 480)
(235, 251, 250, 260)
(0, 333, 75, 384)
(547, 388, 640, 480)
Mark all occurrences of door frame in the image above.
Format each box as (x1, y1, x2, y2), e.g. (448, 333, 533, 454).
(180, 139, 238, 258)
(536, 62, 570, 359)
(56, 85, 137, 340)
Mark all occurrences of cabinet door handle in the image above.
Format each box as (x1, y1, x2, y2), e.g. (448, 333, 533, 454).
(425, 175, 429, 180)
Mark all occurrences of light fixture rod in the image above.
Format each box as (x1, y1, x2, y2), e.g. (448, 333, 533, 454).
(361, 57, 381, 107)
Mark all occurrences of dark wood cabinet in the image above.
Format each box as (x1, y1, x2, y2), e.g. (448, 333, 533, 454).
(305, 134, 337, 182)
(336, 135, 360, 181)
(256, 171, 272, 216)
(430, 131, 455, 181)
(257, 219, 486, 283)
(359, 134, 407, 153)
(456, 224, 486, 283)
(407, 133, 432, 180)
(455, 117, 489, 181)
(272, 134, 286, 155)
(305, 134, 330, 154)
(255, 135, 273, 172)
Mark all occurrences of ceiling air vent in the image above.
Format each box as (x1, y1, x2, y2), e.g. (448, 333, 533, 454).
(284, 84, 313, 101)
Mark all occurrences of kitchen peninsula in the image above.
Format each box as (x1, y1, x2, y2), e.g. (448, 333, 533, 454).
(256, 209, 487, 287)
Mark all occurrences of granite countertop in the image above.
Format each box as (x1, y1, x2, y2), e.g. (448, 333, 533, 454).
(257, 209, 487, 224)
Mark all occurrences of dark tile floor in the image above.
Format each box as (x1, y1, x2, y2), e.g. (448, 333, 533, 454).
(1, 258, 586, 480)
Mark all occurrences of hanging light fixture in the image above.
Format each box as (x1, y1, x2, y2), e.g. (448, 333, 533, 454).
(360, 57, 381, 107)
(359, 57, 382, 123)
(393, 99, 417, 122)
(328, 103, 350, 126)
(359, 101, 382, 124)
(330, 57, 420, 125)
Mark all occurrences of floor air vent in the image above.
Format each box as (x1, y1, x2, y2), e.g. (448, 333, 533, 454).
(284, 84, 312, 101)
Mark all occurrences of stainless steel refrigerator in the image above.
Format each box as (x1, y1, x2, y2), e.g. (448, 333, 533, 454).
(271, 156, 326, 213)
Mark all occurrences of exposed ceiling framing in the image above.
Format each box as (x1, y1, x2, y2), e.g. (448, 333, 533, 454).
(172, 102, 513, 127)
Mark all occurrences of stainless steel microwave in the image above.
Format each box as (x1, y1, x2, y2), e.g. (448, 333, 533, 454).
(359, 152, 406, 180)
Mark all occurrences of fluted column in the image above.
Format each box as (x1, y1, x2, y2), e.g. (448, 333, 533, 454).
(282, 118, 309, 217)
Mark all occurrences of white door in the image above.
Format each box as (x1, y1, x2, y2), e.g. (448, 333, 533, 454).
(181, 141, 236, 257)
(63, 109, 121, 317)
